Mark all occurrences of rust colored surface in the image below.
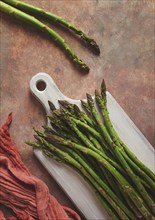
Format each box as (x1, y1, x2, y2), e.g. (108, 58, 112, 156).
(0, 0, 154, 218)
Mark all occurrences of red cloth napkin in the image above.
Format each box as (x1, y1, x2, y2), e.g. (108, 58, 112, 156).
(0, 113, 81, 220)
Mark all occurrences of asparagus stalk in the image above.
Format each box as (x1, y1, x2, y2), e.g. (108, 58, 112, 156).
(2, 0, 100, 55)
(0, 1, 89, 72)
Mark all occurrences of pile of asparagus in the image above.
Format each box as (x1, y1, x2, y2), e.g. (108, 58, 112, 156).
(27, 80, 155, 220)
(0, 0, 100, 73)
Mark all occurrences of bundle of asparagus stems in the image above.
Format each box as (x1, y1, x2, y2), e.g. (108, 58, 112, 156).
(27, 79, 155, 220)
(0, 0, 100, 73)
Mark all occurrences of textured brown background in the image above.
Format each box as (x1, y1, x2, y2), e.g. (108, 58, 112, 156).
(0, 0, 155, 218)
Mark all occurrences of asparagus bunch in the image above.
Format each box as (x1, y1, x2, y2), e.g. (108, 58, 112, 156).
(27, 80, 155, 219)
(0, 0, 100, 73)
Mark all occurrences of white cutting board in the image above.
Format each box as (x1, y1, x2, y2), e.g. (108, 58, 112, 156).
(30, 72, 155, 220)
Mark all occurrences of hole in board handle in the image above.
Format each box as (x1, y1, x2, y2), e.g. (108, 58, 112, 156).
(36, 80, 46, 91)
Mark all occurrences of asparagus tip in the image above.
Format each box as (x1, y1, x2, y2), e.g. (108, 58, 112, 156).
(95, 89, 100, 97)
(48, 100, 56, 111)
(83, 36, 100, 55)
(101, 79, 106, 93)
(86, 93, 92, 101)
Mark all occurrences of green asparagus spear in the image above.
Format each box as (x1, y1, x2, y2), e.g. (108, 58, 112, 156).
(0, 1, 89, 72)
(2, 0, 100, 55)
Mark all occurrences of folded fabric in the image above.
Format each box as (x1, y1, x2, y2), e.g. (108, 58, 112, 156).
(0, 113, 81, 220)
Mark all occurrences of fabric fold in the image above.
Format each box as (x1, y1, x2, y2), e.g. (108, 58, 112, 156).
(0, 113, 81, 220)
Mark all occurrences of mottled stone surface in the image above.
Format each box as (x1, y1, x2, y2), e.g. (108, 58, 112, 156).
(0, 0, 154, 218)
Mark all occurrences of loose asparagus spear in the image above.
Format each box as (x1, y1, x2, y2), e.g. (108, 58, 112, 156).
(0, 1, 89, 72)
(2, 0, 100, 55)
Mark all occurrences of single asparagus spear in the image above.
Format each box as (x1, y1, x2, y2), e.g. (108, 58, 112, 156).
(2, 0, 100, 55)
(0, 1, 89, 72)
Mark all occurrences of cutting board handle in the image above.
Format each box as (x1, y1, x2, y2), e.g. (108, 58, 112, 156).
(30, 72, 81, 114)
(29, 72, 68, 114)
